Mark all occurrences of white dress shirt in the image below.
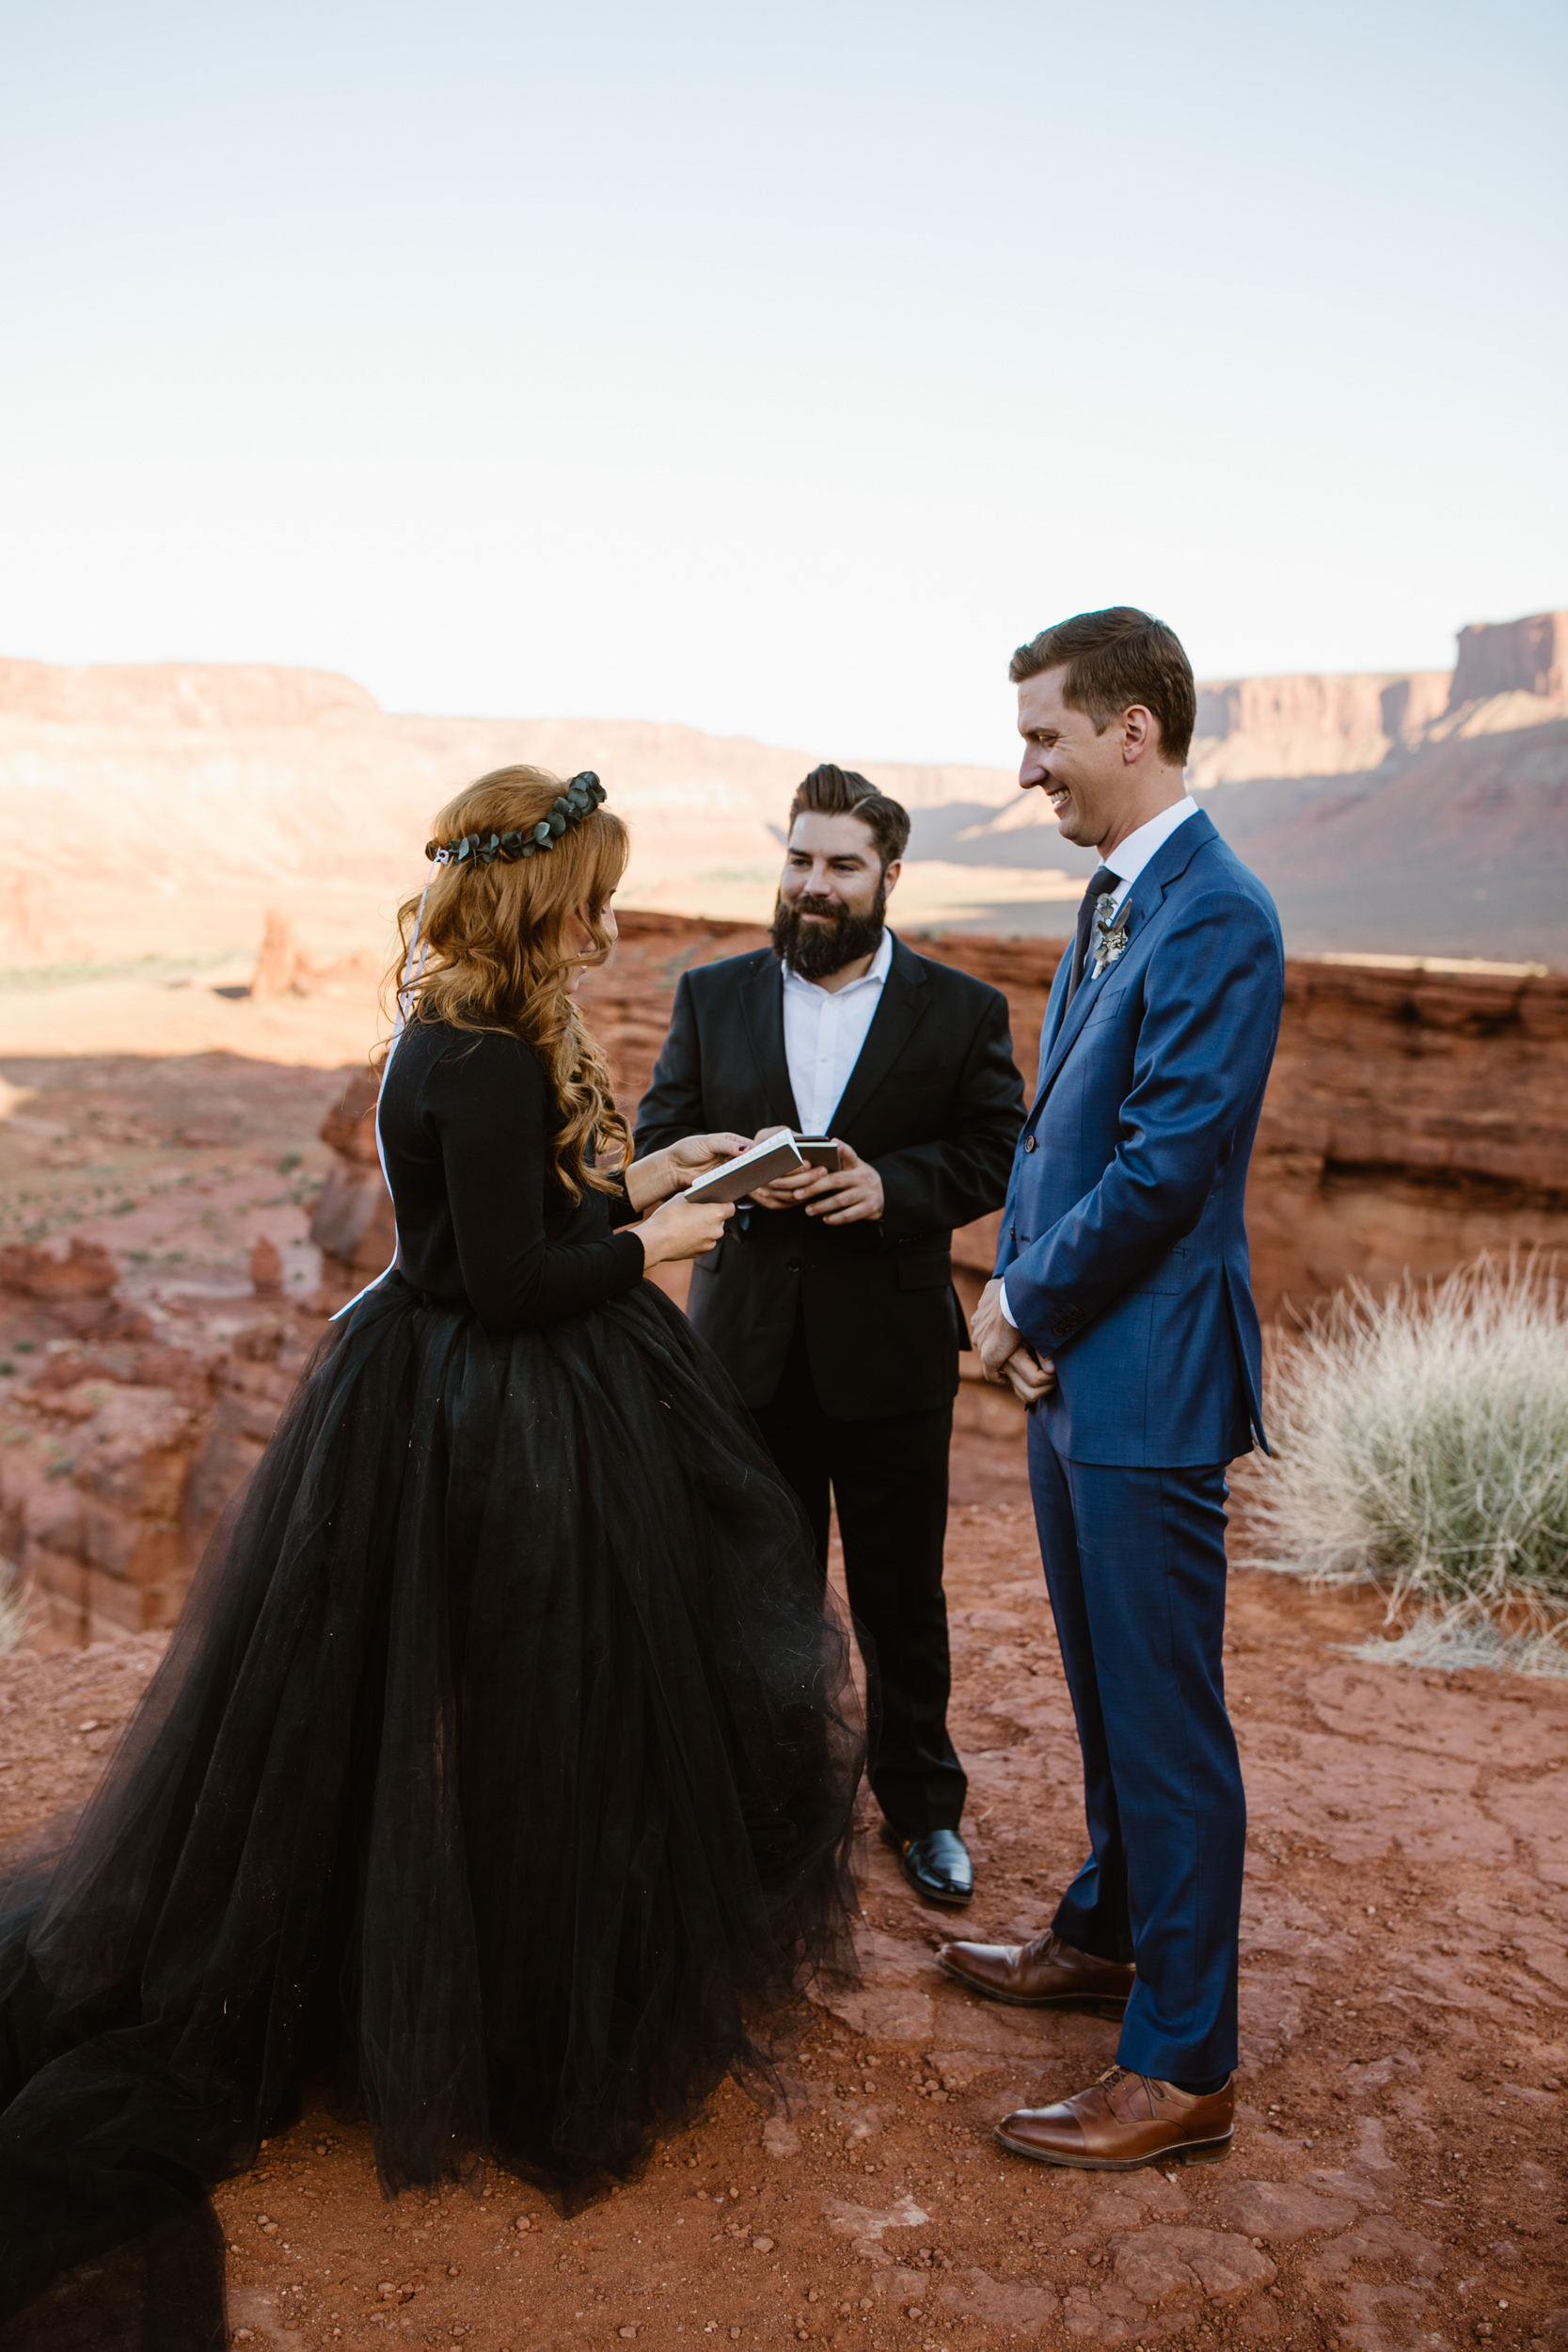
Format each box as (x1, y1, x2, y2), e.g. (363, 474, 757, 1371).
(1099, 793, 1200, 917)
(782, 925, 894, 1135)
(999, 796, 1200, 1332)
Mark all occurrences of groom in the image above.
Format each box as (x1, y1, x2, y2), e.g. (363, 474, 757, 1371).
(942, 607, 1284, 2170)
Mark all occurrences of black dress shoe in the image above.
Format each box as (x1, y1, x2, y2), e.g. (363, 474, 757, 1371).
(886, 1826, 974, 1907)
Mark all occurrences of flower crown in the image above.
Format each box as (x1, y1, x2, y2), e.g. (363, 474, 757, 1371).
(425, 772, 607, 867)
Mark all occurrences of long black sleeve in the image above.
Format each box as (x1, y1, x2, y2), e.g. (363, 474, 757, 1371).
(379, 1021, 646, 1332)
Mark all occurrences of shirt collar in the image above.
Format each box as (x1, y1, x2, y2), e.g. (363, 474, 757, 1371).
(783, 924, 895, 993)
(1104, 794, 1199, 890)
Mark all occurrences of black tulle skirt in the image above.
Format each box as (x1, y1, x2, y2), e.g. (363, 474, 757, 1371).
(0, 1275, 863, 2347)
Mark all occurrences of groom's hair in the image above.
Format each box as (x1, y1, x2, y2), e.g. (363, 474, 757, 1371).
(789, 763, 911, 871)
(1009, 607, 1196, 767)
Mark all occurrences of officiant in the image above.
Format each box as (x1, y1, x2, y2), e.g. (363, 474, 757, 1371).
(635, 764, 1022, 1904)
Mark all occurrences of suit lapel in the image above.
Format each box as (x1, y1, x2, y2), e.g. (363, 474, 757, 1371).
(1026, 809, 1219, 1125)
(1036, 948, 1073, 1090)
(828, 935, 931, 1133)
(737, 958, 800, 1128)
(1031, 936, 1122, 1108)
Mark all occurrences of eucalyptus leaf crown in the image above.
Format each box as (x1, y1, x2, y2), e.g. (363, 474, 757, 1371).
(425, 772, 607, 868)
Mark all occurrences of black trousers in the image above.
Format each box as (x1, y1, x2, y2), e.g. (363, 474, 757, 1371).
(751, 1315, 965, 1837)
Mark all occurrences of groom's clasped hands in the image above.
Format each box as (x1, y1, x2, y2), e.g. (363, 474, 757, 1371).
(971, 1274, 1057, 1407)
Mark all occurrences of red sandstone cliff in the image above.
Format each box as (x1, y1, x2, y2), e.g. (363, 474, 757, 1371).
(3, 611, 1565, 969)
(0, 1315, 312, 1645)
(1449, 611, 1568, 707)
(8, 912, 1563, 1648)
(1184, 608, 1568, 786)
(1190, 670, 1452, 782)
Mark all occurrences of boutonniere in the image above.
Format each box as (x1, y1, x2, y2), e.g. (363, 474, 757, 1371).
(1090, 894, 1131, 977)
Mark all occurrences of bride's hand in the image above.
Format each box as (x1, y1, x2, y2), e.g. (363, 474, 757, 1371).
(667, 1132, 751, 1184)
(637, 1192, 735, 1269)
(624, 1132, 751, 1212)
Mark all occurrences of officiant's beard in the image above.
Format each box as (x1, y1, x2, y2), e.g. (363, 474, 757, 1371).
(771, 887, 888, 982)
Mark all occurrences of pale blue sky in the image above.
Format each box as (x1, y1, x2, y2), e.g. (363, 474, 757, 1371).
(1, 0, 1562, 762)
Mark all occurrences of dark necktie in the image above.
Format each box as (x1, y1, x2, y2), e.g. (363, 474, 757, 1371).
(1065, 866, 1119, 1007)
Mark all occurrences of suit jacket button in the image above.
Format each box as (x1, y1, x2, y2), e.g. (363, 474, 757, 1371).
(1023, 1136, 1037, 1153)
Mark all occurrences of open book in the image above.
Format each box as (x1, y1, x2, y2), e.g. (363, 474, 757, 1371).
(684, 1133, 805, 1204)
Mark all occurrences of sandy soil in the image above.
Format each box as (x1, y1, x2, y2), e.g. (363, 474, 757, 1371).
(2, 1493, 1564, 2352)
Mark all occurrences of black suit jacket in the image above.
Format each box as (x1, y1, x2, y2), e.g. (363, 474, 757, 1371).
(634, 935, 1023, 1420)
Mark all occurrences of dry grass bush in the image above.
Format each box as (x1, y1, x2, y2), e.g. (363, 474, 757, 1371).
(1237, 1254, 1568, 1675)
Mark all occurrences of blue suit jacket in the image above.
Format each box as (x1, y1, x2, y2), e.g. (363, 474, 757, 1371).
(995, 808, 1284, 1468)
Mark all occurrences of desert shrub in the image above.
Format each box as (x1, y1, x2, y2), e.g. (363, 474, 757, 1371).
(1237, 1254, 1568, 1668)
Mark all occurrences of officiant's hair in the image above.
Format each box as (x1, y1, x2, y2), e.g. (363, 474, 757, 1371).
(788, 763, 911, 872)
(1008, 607, 1196, 767)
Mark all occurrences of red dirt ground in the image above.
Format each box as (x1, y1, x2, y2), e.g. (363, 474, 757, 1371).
(2, 1476, 1565, 2352)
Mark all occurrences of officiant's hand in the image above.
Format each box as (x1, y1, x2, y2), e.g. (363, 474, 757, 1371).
(624, 1132, 751, 1213)
(797, 1141, 884, 1226)
(745, 1128, 884, 1223)
(747, 1125, 821, 1213)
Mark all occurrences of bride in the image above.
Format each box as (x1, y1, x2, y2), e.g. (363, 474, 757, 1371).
(0, 768, 863, 2347)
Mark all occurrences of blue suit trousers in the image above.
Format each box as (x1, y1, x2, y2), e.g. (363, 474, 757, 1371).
(1026, 1413, 1244, 2080)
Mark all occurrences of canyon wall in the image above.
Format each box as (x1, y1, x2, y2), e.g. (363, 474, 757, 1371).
(2, 610, 1565, 965)
(1245, 956, 1568, 1311)
(1188, 669, 1452, 783)
(1449, 610, 1568, 707)
(0, 1269, 313, 1647)
(1182, 610, 1568, 963)
(1185, 606, 1568, 785)
(1205, 712, 1568, 963)
(7, 910, 1563, 1646)
(309, 912, 1568, 1330)
(951, 943, 1568, 1321)
(0, 661, 1071, 963)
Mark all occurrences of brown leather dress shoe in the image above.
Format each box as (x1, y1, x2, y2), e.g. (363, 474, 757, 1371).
(995, 2066, 1234, 2170)
(936, 1928, 1133, 2014)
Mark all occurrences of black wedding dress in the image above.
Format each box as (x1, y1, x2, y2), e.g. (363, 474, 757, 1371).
(0, 1018, 863, 2348)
